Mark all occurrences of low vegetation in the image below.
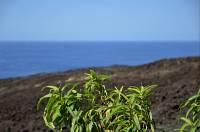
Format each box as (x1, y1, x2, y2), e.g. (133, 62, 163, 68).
(37, 70, 200, 132)
(179, 88, 200, 132)
(37, 70, 155, 132)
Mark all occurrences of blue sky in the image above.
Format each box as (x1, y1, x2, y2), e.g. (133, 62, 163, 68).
(0, 0, 199, 41)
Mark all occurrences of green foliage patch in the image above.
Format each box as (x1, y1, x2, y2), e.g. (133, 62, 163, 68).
(37, 70, 156, 132)
(179, 88, 200, 132)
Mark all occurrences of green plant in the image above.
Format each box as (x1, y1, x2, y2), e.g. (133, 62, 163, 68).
(37, 70, 156, 132)
(179, 88, 200, 132)
(37, 83, 83, 131)
(102, 85, 156, 132)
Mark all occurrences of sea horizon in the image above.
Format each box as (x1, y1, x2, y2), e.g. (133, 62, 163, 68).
(0, 41, 199, 79)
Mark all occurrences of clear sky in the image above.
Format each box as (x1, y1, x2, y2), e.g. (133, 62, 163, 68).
(0, 0, 199, 41)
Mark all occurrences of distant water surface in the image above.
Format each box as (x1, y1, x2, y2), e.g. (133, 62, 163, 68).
(0, 41, 199, 79)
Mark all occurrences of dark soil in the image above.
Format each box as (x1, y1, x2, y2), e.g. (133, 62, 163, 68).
(0, 56, 200, 132)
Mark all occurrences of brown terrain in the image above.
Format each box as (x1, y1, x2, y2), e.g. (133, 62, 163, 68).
(0, 56, 200, 132)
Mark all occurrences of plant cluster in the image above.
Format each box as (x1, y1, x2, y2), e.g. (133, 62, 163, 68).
(179, 88, 200, 132)
(37, 70, 156, 132)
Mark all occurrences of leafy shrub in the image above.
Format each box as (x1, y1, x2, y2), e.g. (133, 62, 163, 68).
(37, 70, 156, 132)
(179, 88, 200, 132)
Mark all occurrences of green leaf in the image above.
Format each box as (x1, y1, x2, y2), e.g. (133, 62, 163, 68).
(44, 95, 60, 126)
(180, 123, 190, 132)
(42, 85, 59, 92)
(87, 121, 93, 131)
(181, 117, 193, 126)
(133, 115, 140, 130)
(186, 106, 194, 118)
(37, 93, 52, 110)
(43, 114, 55, 129)
(191, 127, 197, 132)
(52, 105, 61, 122)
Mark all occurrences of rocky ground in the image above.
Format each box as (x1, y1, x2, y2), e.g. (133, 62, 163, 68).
(0, 56, 200, 132)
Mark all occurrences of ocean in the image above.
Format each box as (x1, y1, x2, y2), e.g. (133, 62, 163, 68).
(0, 41, 199, 79)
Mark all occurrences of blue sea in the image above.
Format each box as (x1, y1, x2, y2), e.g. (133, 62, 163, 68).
(0, 41, 199, 79)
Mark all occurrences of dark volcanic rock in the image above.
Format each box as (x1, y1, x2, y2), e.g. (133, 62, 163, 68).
(0, 56, 200, 131)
